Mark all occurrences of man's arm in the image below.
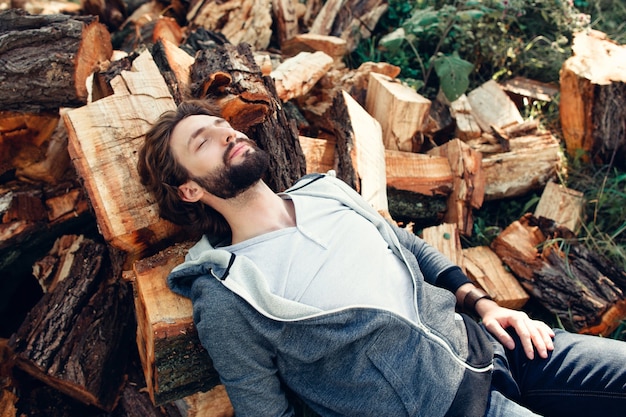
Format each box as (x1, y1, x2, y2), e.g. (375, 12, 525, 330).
(455, 283, 555, 360)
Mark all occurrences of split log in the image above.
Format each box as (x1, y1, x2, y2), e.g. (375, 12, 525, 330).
(481, 133, 563, 201)
(186, 0, 272, 50)
(463, 246, 529, 310)
(326, 90, 388, 212)
(365, 72, 431, 152)
(174, 385, 234, 417)
(466, 80, 524, 132)
(132, 242, 217, 405)
(272, 0, 299, 47)
(421, 223, 464, 272)
(0, 179, 92, 272)
(449, 94, 481, 141)
(428, 139, 484, 236)
(308, 0, 387, 52)
(282, 34, 348, 68)
(491, 214, 626, 335)
(271, 51, 334, 102)
(534, 181, 584, 233)
(8, 236, 134, 411)
(0, 111, 59, 179)
(299, 136, 336, 174)
(151, 39, 195, 104)
(13, 113, 73, 185)
(0, 9, 112, 112)
(559, 30, 626, 165)
(190, 42, 306, 192)
(385, 150, 453, 196)
(64, 49, 181, 258)
(500, 76, 558, 108)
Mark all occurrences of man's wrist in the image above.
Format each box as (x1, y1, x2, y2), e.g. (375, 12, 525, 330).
(462, 288, 493, 314)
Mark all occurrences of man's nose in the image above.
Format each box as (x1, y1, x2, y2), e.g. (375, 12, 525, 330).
(223, 129, 237, 144)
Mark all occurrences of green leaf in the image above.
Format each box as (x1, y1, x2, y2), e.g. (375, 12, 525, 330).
(379, 27, 406, 54)
(433, 53, 474, 102)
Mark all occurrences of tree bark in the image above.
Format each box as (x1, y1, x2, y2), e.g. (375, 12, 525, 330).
(559, 30, 626, 166)
(0, 9, 112, 112)
(9, 237, 134, 411)
(491, 214, 626, 335)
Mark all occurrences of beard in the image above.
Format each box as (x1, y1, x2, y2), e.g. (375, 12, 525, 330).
(192, 139, 270, 199)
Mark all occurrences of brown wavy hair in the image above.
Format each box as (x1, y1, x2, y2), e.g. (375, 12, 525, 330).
(137, 100, 231, 239)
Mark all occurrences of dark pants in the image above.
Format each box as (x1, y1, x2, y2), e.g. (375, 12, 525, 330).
(486, 328, 626, 417)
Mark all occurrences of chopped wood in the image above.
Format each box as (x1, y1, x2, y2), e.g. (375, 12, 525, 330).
(534, 181, 584, 233)
(559, 30, 626, 165)
(327, 91, 388, 212)
(64, 50, 181, 257)
(309, 0, 387, 52)
(152, 16, 184, 46)
(272, 0, 299, 47)
(421, 223, 464, 272)
(500, 76, 559, 104)
(151, 39, 195, 104)
(174, 385, 234, 417)
(428, 139, 484, 236)
(385, 150, 453, 196)
(299, 135, 336, 174)
(282, 34, 348, 67)
(463, 246, 529, 309)
(482, 132, 563, 200)
(9, 237, 134, 411)
(466, 80, 524, 132)
(0, 9, 113, 112)
(0, 111, 60, 178)
(271, 51, 334, 101)
(365, 72, 431, 152)
(32, 234, 86, 293)
(492, 214, 626, 335)
(132, 242, 217, 405)
(449, 94, 482, 141)
(186, 0, 272, 50)
(13, 113, 72, 185)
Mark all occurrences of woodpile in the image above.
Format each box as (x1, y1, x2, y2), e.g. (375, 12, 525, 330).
(1, 3, 625, 417)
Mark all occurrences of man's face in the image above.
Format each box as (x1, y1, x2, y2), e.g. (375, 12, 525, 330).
(169, 114, 269, 199)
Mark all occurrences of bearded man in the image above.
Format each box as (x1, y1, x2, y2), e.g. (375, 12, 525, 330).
(137, 100, 626, 417)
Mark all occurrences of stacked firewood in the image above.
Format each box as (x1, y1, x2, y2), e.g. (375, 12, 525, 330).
(1, 2, 626, 416)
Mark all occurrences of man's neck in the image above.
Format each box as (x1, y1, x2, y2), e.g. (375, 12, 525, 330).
(205, 181, 296, 245)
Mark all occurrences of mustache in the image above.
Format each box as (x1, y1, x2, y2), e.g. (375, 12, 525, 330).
(223, 137, 258, 164)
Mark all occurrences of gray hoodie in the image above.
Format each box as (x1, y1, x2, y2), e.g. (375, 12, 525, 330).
(168, 173, 494, 417)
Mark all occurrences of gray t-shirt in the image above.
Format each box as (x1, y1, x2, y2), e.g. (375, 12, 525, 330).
(222, 193, 417, 322)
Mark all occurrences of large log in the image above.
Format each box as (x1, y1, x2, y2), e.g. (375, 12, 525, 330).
(63, 50, 181, 258)
(481, 133, 563, 201)
(326, 90, 388, 212)
(365, 72, 431, 152)
(0, 9, 112, 112)
(559, 30, 626, 165)
(8, 236, 135, 411)
(491, 214, 626, 335)
(132, 242, 217, 405)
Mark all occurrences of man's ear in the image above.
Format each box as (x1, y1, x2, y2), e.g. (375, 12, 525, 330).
(178, 180, 203, 203)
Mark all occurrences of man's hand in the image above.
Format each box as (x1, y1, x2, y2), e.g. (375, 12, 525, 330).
(477, 299, 555, 360)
